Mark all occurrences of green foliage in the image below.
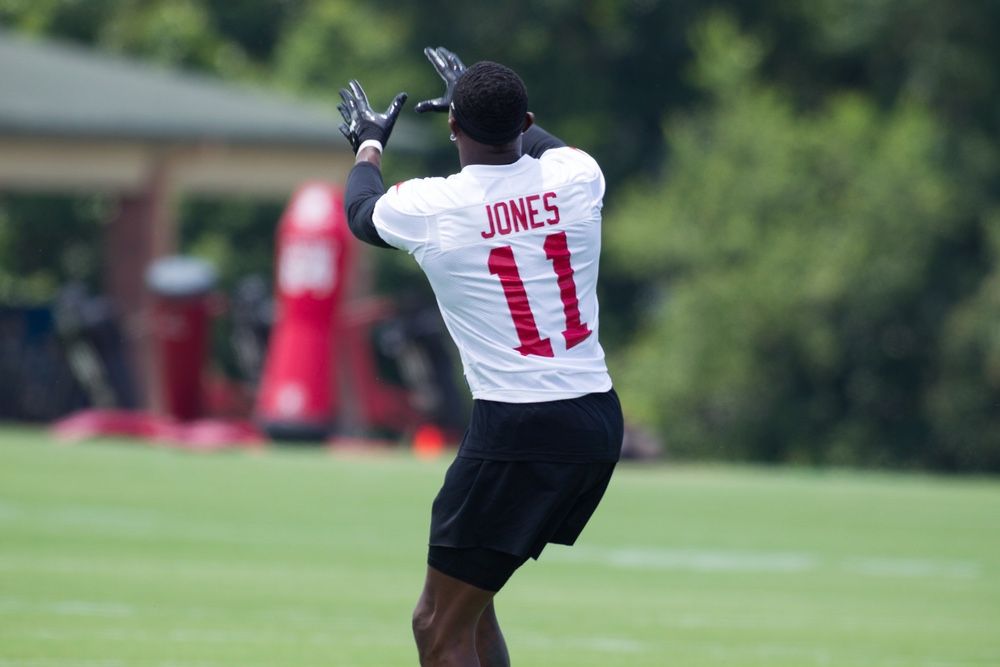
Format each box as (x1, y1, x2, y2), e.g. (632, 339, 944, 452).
(271, 1, 425, 105)
(0, 0, 116, 40)
(0, 195, 109, 303)
(1, 0, 253, 77)
(606, 14, 988, 468)
(98, 0, 252, 77)
(926, 211, 1000, 471)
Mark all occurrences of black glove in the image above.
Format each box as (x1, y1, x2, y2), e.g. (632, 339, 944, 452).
(337, 79, 408, 153)
(414, 46, 466, 114)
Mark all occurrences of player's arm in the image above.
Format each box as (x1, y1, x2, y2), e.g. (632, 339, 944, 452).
(337, 80, 407, 248)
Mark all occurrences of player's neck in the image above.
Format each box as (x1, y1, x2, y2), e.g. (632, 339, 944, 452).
(458, 138, 523, 168)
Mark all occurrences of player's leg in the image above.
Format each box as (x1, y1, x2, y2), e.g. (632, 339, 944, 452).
(412, 565, 495, 666)
(475, 601, 510, 667)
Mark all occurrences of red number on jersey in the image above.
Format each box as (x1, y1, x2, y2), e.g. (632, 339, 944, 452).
(487, 231, 592, 357)
(487, 245, 555, 357)
(543, 231, 593, 349)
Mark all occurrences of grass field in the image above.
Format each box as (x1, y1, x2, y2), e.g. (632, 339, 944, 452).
(1, 426, 998, 667)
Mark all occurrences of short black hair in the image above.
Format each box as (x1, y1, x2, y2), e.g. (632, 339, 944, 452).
(451, 61, 528, 146)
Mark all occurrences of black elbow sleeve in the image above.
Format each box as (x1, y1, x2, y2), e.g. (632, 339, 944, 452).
(344, 162, 392, 249)
(346, 196, 390, 247)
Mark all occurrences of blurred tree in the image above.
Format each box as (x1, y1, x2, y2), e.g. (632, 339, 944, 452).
(0, 0, 115, 42)
(271, 0, 423, 105)
(1, 0, 253, 77)
(200, 0, 305, 63)
(97, 0, 253, 78)
(927, 210, 1000, 471)
(0, 195, 109, 303)
(744, 0, 1000, 137)
(605, 13, 983, 468)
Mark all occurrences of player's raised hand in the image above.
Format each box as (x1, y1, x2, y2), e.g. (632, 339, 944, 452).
(414, 46, 466, 113)
(337, 79, 407, 153)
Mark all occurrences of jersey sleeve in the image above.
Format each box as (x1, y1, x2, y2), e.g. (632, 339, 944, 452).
(540, 146, 606, 208)
(371, 180, 431, 254)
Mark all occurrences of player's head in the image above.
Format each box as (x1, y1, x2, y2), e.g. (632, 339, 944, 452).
(450, 61, 529, 146)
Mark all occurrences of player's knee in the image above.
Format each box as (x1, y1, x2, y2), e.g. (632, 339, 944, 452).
(412, 613, 445, 663)
(412, 602, 470, 663)
(411, 600, 435, 648)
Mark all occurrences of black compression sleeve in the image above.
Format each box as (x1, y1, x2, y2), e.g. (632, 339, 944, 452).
(344, 161, 392, 249)
(522, 124, 567, 158)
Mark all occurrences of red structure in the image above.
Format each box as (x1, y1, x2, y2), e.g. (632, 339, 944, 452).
(255, 182, 354, 440)
(145, 256, 218, 421)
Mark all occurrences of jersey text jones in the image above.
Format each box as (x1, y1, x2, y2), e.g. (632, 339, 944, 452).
(481, 192, 560, 239)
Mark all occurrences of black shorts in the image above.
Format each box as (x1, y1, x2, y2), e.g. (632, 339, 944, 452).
(458, 388, 623, 463)
(427, 390, 622, 590)
(427, 545, 528, 593)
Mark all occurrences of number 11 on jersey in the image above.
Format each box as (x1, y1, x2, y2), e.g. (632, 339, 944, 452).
(487, 231, 592, 357)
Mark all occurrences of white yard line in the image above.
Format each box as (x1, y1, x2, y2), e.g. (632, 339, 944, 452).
(0, 497, 336, 549)
(551, 545, 817, 572)
(548, 545, 982, 579)
(48, 600, 136, 617)
(843, 557, 981, 579)
(0, 597, 135, 618)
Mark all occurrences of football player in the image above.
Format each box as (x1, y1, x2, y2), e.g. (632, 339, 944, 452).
(338, 47, 623, 667)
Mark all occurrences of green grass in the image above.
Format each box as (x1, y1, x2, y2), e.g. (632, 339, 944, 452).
(1, 426, 998, 667)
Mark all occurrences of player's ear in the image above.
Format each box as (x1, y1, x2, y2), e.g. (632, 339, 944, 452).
(448, 115, 460, 137)
(522, 112, 535, 133)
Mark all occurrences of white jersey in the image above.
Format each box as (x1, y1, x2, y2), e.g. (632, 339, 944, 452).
(372, 147, 612, 402)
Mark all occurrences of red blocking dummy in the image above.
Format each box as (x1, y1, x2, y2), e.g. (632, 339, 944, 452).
(256, 183, 353, 441)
